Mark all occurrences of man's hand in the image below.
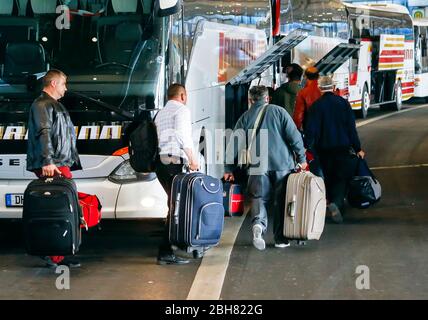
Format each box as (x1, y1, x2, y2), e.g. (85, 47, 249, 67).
(299, 162, 309, 171)
(357, 150, 365, 159)
(223, 173, 235, 182)
(189, 161, 199, 171)
(42, 164, 62, 177)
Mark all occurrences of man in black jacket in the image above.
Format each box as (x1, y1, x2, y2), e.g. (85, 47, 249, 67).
(304, 76, 365, 223)
(27, 69, 82, 267)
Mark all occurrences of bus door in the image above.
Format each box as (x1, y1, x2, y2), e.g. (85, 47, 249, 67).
(225, 28, 309, 129)
(373, 34, 405, 105)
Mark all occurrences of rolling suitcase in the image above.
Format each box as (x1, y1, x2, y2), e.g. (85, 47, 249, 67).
(284, 171, 326, 241)
(169, 172, 224, 258)
(23, 177, 82, 256)
(223, 182, 244, 217)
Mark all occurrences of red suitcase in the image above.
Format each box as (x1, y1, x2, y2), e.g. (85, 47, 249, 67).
(223, 183, 244, 217)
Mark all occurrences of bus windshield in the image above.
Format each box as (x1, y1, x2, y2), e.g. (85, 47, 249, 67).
(0, 0, 164, 111)
(280, 0, 349, 40)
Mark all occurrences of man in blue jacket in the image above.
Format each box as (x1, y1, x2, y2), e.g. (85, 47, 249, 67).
(304, 76, 365, 223)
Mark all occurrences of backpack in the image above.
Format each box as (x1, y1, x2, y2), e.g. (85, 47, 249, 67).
(128, 113, 159, 173)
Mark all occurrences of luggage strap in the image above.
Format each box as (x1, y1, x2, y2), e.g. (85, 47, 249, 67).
(244, 104, 269, 165)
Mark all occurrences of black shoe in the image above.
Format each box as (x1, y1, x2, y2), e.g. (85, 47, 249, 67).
(41, 256, 58, 268)
(58, 258, 81, 268)
(328, 203, 343, 224)
(157, 254, 190, 265)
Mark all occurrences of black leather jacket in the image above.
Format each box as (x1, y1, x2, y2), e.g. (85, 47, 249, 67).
(26, 92, 82, 171)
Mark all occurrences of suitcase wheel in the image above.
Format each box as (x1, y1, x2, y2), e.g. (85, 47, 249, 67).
(296, 240, 307, 246)
(192, 250, 204, 259)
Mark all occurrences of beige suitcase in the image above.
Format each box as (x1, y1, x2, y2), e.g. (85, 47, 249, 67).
(284, 171, 326, 240)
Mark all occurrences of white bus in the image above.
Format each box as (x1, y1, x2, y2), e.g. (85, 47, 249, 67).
(278, 1, 415, 118)
(414, 18, 428, 100)
(0, 0, 275, 219)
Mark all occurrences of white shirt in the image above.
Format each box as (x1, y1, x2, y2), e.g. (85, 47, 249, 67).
(155, 100, 193, 161)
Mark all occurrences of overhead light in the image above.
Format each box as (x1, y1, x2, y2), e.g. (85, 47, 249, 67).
(92, 37, 98, 42)
(42, 37, 48, 42)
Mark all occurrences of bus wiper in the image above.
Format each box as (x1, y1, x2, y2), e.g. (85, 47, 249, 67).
(67, 91, 134, 121)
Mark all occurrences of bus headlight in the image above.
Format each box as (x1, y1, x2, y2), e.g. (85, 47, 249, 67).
(108, 160, 157, 184)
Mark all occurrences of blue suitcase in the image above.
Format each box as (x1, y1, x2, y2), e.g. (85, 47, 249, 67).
(169, 172, 224, 258)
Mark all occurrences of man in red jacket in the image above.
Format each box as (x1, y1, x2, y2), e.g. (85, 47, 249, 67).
(293, 67, 322, 131)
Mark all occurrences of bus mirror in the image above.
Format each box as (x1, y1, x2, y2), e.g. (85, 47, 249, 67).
(155, 0, 182, 17)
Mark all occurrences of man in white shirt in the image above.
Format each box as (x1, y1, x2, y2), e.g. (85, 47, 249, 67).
(155, 84, 199, 265)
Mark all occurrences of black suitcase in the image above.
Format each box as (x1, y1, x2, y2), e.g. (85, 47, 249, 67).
(23, 177, 82, 256)
(169, 172, 224, 258)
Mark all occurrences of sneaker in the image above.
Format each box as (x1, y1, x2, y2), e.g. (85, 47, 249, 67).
(328, 203, 343, 224)
(58, 258, 81, 268)
(252, 224, 265, 251)
(274, 240, 291, 248)
(157, 254, 190, 265)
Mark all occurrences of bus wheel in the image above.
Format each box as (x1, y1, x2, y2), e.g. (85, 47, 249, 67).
(357, 86, 370, 119)
(390, 81, 403, 111)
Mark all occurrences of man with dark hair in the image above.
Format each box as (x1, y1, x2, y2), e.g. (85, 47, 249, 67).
(293, 66, 322, 131)
(154, 83, 199, 265)
(224, 85, 307, 250)
(305, 76, 365, 223)
(273, 63, 304, 115)
(27, 69, 82, 268)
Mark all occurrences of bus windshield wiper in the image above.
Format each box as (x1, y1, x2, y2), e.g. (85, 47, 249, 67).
(67, 91, 134, 121)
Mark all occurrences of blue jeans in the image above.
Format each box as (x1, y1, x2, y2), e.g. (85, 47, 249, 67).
(246, 170, 291, 243)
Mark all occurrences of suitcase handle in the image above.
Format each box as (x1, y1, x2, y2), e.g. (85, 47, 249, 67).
(174, 193, 180, 225)
(287, 195, 296, 220)
(295, 163, 307, 173)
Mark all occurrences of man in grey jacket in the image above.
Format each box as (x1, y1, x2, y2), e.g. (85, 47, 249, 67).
(224, 86, 307, 250)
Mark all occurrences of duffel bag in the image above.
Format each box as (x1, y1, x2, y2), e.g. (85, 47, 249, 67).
(78, 192, 102, 229)
(348, 158, 381, 209)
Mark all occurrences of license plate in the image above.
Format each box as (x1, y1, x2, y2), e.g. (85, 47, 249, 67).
(5, 194, 24, 207)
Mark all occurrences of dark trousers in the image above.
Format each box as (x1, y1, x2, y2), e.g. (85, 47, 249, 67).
(155, 159, 185, 257)
(246, 170, 290, 243)
(318, 149, 358, 211)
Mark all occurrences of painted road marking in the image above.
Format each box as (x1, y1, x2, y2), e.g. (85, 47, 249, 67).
(356, 104, 428, 128)
(371, 164, 428, 170)
(187, 212, 247, 300)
